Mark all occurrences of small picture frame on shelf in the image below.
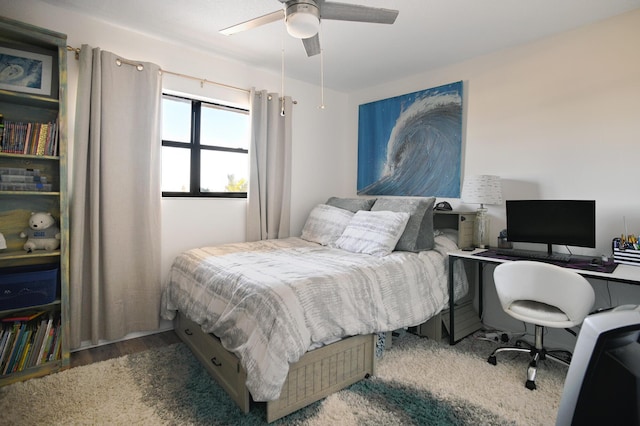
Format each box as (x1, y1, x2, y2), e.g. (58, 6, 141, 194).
(0, 45, 53, 96)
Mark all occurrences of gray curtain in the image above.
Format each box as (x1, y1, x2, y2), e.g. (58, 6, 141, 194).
(69, 45, 162, 348)
(246, 89, 293, 241)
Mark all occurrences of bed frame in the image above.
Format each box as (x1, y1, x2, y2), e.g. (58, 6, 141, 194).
(174, 312, 377, 423)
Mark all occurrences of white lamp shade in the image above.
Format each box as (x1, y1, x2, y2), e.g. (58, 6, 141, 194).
(286, 10, 320, 39)
(461, 175, 503, 205)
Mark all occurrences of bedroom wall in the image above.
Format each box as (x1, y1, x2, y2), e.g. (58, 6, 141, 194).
(348, 9, 640, 348)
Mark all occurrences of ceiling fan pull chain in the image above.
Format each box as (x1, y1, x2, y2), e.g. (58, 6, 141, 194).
(319, 37, 325, 110)
(318, 22, 325, 110)
(281, 35, 286, 116)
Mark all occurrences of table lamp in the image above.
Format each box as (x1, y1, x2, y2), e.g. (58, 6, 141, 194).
(461, 175, 503, 248)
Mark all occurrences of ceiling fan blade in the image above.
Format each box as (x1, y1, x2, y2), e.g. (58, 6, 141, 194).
(302, 34, 321, 57)
(220, 10, 284, 35)
(320, 1, 398, 24)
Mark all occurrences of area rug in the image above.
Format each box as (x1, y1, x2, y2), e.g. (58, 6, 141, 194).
(0, 332, 567, 425)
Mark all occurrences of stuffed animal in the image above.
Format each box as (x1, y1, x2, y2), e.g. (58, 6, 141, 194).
(19, 212, 61, 252)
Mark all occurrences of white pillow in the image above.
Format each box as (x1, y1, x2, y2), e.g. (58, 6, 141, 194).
(335, 210, 411, 257)
(301, 204, 354, 246)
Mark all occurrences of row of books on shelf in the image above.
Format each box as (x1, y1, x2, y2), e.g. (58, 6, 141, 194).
(0, 311, 62, 376)
(0, 120, 59, 156)
(0, 167, 52, 191)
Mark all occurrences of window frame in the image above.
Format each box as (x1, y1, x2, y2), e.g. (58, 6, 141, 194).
(161, 93, 250, 198)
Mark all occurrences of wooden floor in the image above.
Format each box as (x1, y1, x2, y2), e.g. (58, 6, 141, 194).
(70, 330, 181, 368)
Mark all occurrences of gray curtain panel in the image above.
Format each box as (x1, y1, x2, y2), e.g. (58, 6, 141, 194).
(246, 89, 292, 241)
(69, 45, 162, 348)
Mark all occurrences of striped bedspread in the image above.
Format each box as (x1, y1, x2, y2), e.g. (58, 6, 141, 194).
(161, 235, 467, 401)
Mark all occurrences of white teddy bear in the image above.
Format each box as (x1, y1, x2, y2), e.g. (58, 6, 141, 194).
(19, 212, 61, 252)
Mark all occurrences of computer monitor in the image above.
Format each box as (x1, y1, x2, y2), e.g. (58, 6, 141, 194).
(505, 200, 596, 255)
(556, 305, 640, 426)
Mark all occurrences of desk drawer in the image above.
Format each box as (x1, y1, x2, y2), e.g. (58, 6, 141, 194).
(175, 313, 249, 412)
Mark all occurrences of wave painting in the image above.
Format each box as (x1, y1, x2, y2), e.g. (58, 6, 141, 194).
(357, 81, 463, 197)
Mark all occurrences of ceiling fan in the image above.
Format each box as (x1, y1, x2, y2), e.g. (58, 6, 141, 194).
(220, 0, 399, 57)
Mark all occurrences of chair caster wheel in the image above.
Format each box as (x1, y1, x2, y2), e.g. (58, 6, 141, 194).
(525, 380, 536, 390)
(487, 355, 497, 365)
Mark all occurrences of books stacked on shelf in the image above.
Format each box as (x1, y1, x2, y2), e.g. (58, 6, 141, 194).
(0, 120, 59, 156)
(0, 167, 51, 192)
(0, 311, 62, 376)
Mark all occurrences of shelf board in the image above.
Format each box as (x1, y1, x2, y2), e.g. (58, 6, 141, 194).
(0, 249, 60, 261)
(0, 152, 59, 160)
(0, 90, 59, 109)
(0, 299, 61, 316)
(0, 358, 66, 386)
(0, 191, 60, 196)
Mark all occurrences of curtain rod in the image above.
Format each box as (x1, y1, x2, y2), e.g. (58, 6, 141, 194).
(66, 45, 249, 94)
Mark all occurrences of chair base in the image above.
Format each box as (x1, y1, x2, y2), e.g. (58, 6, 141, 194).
(487, 325, 571, 390)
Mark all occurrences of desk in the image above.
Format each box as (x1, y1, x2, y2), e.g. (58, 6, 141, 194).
(447, 249, 640, 345)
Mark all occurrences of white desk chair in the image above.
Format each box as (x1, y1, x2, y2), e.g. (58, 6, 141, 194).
(488, 260, 595, 390)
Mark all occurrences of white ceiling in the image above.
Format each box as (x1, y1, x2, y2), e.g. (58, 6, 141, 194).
(40, 0, 640, 92)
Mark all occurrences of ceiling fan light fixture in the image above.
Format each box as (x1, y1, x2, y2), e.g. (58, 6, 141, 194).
(285, 2, 320, 39)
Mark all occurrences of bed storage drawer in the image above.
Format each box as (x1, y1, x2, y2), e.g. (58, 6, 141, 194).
(266, 333, 376, 422)
(175, 311, 377, 422)
(174, 313, 250, 413)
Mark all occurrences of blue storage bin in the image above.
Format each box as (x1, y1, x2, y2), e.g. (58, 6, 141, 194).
(0, 264, 58, 311)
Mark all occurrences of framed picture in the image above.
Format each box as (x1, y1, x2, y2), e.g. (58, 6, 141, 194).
(0, 45, 53, 96)
(357, 81, 464, 197)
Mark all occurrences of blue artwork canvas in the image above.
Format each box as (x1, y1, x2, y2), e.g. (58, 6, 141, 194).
(357, 81, 463, 197)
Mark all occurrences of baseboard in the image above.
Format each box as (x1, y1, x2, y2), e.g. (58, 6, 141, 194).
(71, 319, 174, 352)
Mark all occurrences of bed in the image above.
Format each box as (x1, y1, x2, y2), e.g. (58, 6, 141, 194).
(161, 197, 470, 422)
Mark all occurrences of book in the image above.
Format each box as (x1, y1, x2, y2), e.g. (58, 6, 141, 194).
(1, 324, 18, 374)
(52, 330, 62, 361)
(0, 328, 11, 369)
(16, 330, 33, 372)
(3, 323, 26, 375)
(26, 319, 47, 368)
(36, 124, 49, 156)
(0, 324, 18, 371)
(35, 317, 53, 366)
(47, 323, 61, 362)
(40, 327, 55, 365)
(1, 310, 45, 323)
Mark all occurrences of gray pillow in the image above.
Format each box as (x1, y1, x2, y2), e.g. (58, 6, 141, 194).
(335, 210, 411, 257)
(371, 197, 436, 252)
(325, 197, 376, 213)
(301, 204, 354, 246)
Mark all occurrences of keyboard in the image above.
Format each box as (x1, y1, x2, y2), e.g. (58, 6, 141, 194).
(493, 248, 572, 263)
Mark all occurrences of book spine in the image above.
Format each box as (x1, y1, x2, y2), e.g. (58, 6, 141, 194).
(36, 123, 49, 156)
(25, 321, 44, 368)
(0, 328, 11, 371)
(16, 337, 32, 372)
(3, 324, 26, 375)
(36, 318, 54, 366)
(40, 327, 55, 365)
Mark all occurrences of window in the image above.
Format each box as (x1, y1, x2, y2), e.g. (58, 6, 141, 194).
(161, 93, 250, 197)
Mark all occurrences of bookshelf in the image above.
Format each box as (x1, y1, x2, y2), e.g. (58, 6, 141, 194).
(0, 17, 69, 386)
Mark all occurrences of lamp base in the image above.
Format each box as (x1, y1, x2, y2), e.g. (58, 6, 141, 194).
(473, 207, 491, 248)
